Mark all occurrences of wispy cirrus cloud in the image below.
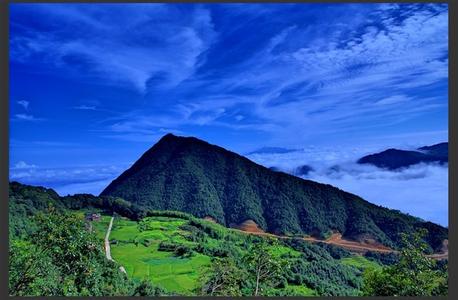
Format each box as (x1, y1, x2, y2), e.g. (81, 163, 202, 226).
(62, 3, 447, 148)
(10, 4, 447, 147)
(17, 100, 29, 110)
(12, 160, 37, 169)
(13, 114, 44, 121)
(73, 105, 97, 110)
(10, 4, 217, 92)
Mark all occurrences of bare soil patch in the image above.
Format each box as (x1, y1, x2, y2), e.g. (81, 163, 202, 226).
(234, 225, 448, 259)
(203, 216, 217, 223)
(233, 219, 266, 234)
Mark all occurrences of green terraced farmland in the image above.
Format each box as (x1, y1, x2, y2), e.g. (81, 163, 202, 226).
(283, 284, 317, 296)
(109, 216, 212, 295)
(340, 255, 382, 271)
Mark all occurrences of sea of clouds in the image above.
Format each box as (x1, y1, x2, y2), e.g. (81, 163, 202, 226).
(9, 163, 128, 196)
(247, 147, 448, 227)
(9, 146, 448, 227)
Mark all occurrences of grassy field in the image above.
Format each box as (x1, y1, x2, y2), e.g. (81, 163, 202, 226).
(105, 215, 315, 295)
(283, 284, 317, 296)
(92, 215, 113, 240)
(108, 216, 212, 294)
(340, 255, 382, 271)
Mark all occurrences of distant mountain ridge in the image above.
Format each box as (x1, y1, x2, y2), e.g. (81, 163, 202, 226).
(418, 142, 448, 158)
(247, 147, 298, 155)
(357, 142, 448, 170)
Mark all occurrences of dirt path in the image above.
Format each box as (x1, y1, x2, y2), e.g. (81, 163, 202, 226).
(104, 216, 127, 274)
(231, 221, 447, 259)
(104, 217, 114, 260)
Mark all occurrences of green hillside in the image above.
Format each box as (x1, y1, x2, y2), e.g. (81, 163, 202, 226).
(8, 182, 448, 296)
(101, 134, 447, 251)
(93, 211, 368, 296)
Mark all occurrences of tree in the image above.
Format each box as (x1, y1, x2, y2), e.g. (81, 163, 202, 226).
(9, 207, 135, 296)
(362, 229, 447, 296)
(198, 257, 245, 296)
(243, 239, 289, 296)
(9, 239, 61, 296)
(132, 280, 166, 296)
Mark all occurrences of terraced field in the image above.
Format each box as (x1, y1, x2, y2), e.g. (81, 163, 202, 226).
(106, 216, 210, 294)
(340, 255, 382, 271)
(84, 211, 390, 296)
(104, 215, 307, 295)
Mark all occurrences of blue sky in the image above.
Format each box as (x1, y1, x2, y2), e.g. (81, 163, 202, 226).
(9, 4, 448, 224)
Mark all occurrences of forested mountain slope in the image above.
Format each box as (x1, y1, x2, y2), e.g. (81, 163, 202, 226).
(101, 134, 447, 251)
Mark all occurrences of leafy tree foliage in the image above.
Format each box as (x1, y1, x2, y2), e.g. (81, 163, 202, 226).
(9, 207, 166, 296)
(197, 257, 245, 296)
(364, 251, 399, 266)
(362, 229, 448, 296)
(132, 280, 166, 296)
(9, 208, 136, 296)
(243, 240, 290, 296)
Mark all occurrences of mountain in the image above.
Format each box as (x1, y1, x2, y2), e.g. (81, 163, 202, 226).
(268, 166, 282, 172)
(418, 142, 448, 159)
(247, 146, 297, 155)
(101, 134, 447, 251)
(357, 142, 448, 170)
(293, 165, 315, 176)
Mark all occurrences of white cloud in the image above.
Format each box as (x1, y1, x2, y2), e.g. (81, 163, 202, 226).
(247, 146, 448, 226)
(9, 164, 127, 195)
(127, 4, 447, 149)
(17, 100, 29, 110)
(308, 163, 448, 226)
(11, 5, 217, 92)
(13, 161, 37, 169)
(53, 179, 115, 196)
(73, 105, 97, 110)
(14, 114, 43, 121)
(10, 4, 448, 148)
(375, 95, 411, 106)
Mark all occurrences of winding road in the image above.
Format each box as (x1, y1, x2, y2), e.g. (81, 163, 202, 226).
(232, 220, 448, 259)
(104, 216, 127, 274)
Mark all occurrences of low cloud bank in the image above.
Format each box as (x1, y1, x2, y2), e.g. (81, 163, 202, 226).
(9, 146, 448, 227)
(9, 163, 128, 196)
(248, 148, 448, 227)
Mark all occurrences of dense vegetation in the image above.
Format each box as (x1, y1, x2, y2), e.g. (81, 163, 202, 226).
(9, 183, 165, 296)
(101, 134, 447, 251)
(9, 182, 448, 296)
(362, 229, 448, 296)
(100, 211, 365, 296)
(357, 142, 448, 170)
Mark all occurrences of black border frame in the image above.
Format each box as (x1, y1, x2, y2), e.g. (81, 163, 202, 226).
(0, 1, 456, 299)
